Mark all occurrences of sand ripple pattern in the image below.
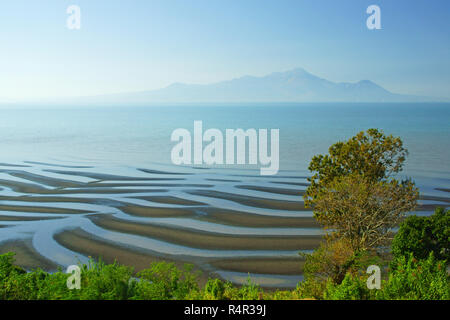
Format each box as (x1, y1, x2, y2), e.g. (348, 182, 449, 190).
(0, 161, 449, 287)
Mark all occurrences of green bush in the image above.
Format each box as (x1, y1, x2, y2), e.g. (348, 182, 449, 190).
(377, 253, 449, 300)
(296, 276, 328, 300)
(235, 276, 262, 300)
(0, 253, 74, 300)
(268, 289, 303, 300)
(0, 254, 200, 300)
(132, 262, 199, 300)
(392, 207, 449, 263)
(323, 274, 374, 300)
(75, 259, 134, 300)
(321, 253, 449, 300)
(203, 278, 226, 300)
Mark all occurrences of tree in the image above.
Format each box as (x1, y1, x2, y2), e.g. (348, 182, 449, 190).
(391, 207, 449, 263)
(301, 238, 357, 284)
(304, 129, 418, 251)
(312, 174, 418, 251)
(305, 128, 408, 207)
(298, 237, 379, 299)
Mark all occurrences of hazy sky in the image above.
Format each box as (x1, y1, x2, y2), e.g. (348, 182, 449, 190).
(1, 0, 449, 101)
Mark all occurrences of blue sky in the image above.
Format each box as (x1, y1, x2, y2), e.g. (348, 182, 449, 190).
(0, 0, 449, 101)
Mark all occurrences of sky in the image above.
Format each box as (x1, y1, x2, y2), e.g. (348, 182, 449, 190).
(0, 0, 449, 101)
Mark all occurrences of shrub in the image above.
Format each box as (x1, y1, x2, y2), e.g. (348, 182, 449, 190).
(235, 276, 263, 300)
(269, 289, 303, 300)
(203, 278, 226, 300)
(377, 253, 449, 300)
(132, 262, 199, 300)
(75, 259, 134, 300)
(296, 276, 328, 300)
(323, 274, 374, 300)
(392, 207, 449, 263)
(0, 253, 72, 300)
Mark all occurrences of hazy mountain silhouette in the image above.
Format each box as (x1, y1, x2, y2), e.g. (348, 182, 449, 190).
(69, 68, 436, 104)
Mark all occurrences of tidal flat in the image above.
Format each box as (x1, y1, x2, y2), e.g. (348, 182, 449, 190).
(0, 159, 449, 288)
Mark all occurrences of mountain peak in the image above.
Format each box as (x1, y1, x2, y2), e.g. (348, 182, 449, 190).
(357, 79, 377, 86)
(267, 67, 311, 77)
(288, 67, 310, 75)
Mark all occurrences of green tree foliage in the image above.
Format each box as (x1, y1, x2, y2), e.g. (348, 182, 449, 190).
(313, 174, 418, 251)
(301, 238, 360, 284)
(304, 129, 418, 251)
(305, 128, 408, 200)
(392, 207, 449, 263)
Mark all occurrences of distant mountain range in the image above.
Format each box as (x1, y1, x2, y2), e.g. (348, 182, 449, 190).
(61, 68, 439, 104)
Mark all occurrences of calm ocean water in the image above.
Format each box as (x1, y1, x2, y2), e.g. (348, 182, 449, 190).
(1, 103, 450, 177)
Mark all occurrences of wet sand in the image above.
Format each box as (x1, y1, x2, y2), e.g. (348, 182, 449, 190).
(270, 181, 310, 187)
(119, 204, 198, 218)
(88, 214, 322, 250)
(45, 169, 173, 181)
(210, 257, 305, 275)
(139, 168, 193, 175)
(0, 194, 317, 228)
(197, 207, 319, 228)
(236, 185, 305, 196)
(0, 215, 60, 221)
(0, 239, 58, 271)
(24, 161, 93, 169)
(420, 195, 450, 202)
(132, 195, 207, 206)
(0, 204, 91, 214)
(0, 195, 118, 204)
(53, 228, 210, 284)
(0, 179, 170, 195)
(6, 171, 84, 188)
(54, 228, 184, 271)
(53, 228, 304, 283)
(417, 203, 450, 211)
(0, 163, 32, 168)
(187, 190, 309, 211)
